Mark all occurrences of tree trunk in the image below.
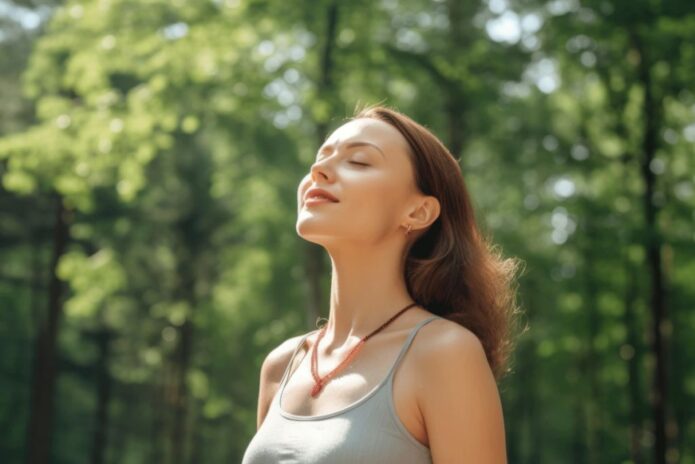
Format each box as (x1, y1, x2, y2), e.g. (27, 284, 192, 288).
(303, 243, 326, 329)
(188, 400, 204, 464)
(25, 192, 70, 464)
(631, 31, 669, 464)
(90, 327, 114, 464)
(149, 376, 167, 463)
(172, 318, 193, 464)
(303, 0, 340, 330)
(579, 215, 602, 463)
(445, 0, 471, 159)
(521, 336, 542, 464)
(624, 263, 644, 464)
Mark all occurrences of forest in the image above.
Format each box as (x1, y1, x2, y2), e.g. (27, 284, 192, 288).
(0, 0, 693, 463)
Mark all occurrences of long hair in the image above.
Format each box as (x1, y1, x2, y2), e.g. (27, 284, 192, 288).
(351, 104, 525, 380)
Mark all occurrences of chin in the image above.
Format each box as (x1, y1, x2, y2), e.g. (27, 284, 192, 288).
(296, 223, 339, 243)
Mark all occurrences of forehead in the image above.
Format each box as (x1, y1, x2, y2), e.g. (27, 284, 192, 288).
(323, 118, 409, 154)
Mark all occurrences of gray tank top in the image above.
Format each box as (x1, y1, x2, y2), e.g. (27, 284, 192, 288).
(241, 316, 442, 464)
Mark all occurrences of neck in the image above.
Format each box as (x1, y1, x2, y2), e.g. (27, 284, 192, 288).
(319, 239, 415, 353)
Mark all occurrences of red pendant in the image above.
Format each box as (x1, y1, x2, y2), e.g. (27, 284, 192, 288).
(311, 381, 323, 397)
(308, 302, 418, 399)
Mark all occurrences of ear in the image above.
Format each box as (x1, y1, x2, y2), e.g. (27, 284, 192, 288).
(404, 194, 440, 233)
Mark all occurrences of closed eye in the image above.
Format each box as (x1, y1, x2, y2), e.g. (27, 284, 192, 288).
(350, 161, 369, 166)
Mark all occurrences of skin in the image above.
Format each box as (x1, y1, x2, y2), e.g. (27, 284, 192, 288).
(255, 117, 508, 463)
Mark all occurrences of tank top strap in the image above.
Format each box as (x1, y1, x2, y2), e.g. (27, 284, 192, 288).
(277, 315, 443, 394)
(278, 330, 318, 389)
(385, 315, 443, 383)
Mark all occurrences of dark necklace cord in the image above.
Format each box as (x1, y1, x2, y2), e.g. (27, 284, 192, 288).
(309, 301, 419, 397)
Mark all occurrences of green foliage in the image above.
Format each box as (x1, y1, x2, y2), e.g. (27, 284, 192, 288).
(0, 0, 694, 463)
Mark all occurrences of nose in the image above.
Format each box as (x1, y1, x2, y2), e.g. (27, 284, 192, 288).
(309, 158, 332, 182)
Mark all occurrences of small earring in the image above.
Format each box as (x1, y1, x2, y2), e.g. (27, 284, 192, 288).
(405, 224, 412, 235)
(316, 316, 329, 329)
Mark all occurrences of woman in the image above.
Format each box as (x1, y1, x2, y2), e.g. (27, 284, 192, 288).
(242, 104, 522, 463)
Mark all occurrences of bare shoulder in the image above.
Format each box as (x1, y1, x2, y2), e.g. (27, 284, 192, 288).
(255, 332, 311, 430)
(260, 334, 309, 384)
(413, 317, 488, 362)
(412, 318, 507, 462)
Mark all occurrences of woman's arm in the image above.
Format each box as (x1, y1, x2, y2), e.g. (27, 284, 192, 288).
(255, 335, 305, 430)
(416, 326, 508, 463)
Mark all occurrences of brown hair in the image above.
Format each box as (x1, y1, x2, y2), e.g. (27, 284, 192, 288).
(351, 104, 525, 380)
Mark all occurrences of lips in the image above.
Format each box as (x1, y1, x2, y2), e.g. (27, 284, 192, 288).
(304, 187, 339, 203)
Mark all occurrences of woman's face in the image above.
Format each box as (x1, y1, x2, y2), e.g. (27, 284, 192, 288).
(296, 117, 419, 247)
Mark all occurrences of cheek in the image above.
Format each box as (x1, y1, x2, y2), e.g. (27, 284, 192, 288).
(353, 175, 400, 205)
(346, 180, 402, 222)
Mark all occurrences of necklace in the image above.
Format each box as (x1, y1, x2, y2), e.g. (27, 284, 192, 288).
(309, 302, 419, 398)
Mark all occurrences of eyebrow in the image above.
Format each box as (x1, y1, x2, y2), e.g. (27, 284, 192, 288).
(318, 140, 386, 159)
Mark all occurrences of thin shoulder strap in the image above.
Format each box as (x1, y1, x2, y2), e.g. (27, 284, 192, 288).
(386, 315, 443, 382)
(277, 330, 317, 388)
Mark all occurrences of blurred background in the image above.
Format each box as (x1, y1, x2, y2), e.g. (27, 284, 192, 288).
(1, 0, 693, 463)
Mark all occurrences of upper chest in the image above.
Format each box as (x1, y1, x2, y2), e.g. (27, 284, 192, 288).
(278, 329, 431, 447)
